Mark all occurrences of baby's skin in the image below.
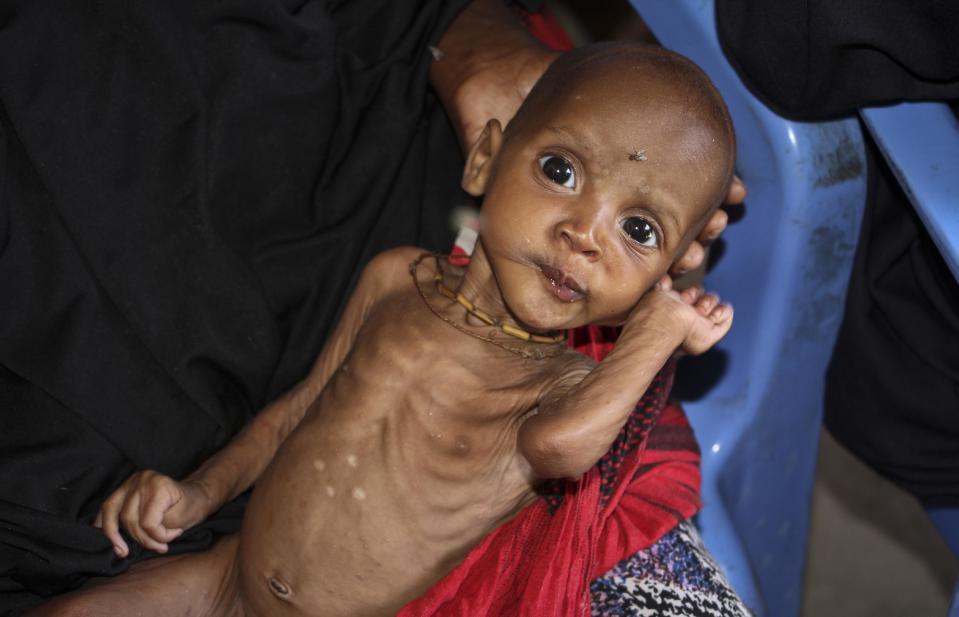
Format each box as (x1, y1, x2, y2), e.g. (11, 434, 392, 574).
(30, 43, 736, 617)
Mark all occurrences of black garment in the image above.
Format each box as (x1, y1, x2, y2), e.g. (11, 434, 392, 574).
(825, 135, 959, 506)
(716, 0, 959, 120)
(716, 1, 959, 504)
(0, 0, 467, 613)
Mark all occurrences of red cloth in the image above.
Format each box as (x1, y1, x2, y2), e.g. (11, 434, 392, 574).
(398, 325, 702, 616)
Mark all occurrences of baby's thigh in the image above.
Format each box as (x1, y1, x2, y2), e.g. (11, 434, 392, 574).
(25, 534, 242, 617)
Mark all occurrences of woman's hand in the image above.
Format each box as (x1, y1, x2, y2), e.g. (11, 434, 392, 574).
(671, 176, 746, 276)
(94, 470, 213, 557)
(429, 0, 559, 152)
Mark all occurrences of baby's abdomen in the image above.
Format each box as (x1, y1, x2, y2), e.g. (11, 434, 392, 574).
(235, 407, 445, 616)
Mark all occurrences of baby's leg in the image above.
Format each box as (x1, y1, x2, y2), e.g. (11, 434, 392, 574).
(25, 534, 242, 617)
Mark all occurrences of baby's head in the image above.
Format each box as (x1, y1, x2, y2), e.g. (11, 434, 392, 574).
(463, 42, 735, 332)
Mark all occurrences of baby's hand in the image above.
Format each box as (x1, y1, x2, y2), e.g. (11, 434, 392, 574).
(94, 470, 212, 557)
(626, 276, 733, 356)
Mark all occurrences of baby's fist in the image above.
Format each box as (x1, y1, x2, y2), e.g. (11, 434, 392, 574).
(674, 284, 733, 355)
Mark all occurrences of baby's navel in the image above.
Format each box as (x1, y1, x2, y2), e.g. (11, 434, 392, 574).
(268, 576, 292, 600)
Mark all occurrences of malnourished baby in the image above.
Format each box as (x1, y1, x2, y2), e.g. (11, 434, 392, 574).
(33, 41, 735, 616)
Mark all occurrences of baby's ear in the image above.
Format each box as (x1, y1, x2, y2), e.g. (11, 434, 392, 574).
(462, 119, 504, 197)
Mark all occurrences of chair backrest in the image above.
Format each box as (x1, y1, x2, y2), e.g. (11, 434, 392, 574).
(860, 103, 959, 282)
(628, 2, 868, 615)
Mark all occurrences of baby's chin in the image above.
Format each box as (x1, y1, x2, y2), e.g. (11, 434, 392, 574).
(509, 302, 628, 334)
(506, 302, 580, 335)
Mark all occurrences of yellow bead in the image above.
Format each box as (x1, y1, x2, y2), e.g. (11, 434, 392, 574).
(456, 293, 475, 312)
(437, 283, 456, 300)
(472, 308, 496, 326)
(501, 323, 531, 341)
(530, 333, 563, 344)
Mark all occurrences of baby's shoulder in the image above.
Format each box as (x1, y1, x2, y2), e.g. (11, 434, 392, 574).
(358, 246, 428, 299)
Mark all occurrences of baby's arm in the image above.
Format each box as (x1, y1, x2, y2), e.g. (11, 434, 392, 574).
(96, 249, 411, 556)
(518, 280, 732, 481)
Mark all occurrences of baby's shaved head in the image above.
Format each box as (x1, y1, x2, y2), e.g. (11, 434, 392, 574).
(507, 42, 735, 212)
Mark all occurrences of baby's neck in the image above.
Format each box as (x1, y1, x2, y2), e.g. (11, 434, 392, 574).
(413, 247, 566, 360)
(454, 241, 508, 327)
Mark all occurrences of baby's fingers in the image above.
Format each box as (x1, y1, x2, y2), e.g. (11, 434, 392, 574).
(97, 489, 130, 558)
(707, 301, 734, 326)
(694, 292, 721, 316)
(140, 487, 184, 549)
(680, 285, 704, 305)
(119, 490, 172, 555)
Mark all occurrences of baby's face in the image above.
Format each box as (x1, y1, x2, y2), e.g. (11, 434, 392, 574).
(475, 78, 729, 332)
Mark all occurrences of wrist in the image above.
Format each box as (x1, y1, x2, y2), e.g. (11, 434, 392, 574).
(183, 473, 225, 516)
(620, 291, 690, 351)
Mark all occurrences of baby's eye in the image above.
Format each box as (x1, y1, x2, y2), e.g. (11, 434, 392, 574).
(538, 155, 576, 188)
(622, 217, 658, 248)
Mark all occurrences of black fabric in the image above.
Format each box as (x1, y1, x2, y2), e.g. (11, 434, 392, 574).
(0, 0, 468, 612)
(715, 0, 959, 504)
(824, 134, 959, 506)
(715, 0, 959, 120)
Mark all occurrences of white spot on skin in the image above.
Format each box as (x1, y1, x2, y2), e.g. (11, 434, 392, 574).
(352, 487, 367, 500)
(325, 485, 336, 497)
(346, 454, 358, 467)
(313, 459, 325, 472)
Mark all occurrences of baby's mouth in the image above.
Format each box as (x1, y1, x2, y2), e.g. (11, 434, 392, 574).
(540, 264, 586, 302)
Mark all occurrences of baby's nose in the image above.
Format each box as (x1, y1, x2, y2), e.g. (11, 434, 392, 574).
(557, 220, 603, 261)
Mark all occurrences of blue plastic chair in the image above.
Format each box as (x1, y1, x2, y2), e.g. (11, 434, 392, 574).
(628, 2, 868, 615)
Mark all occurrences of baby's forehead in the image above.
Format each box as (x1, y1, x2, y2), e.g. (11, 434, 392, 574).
(554, 54, 712, 119)
(505, 43, 734, 222)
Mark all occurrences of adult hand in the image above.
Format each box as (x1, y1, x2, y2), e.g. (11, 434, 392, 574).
(429, 0, 559, 152)
(671, 176, 746, 276)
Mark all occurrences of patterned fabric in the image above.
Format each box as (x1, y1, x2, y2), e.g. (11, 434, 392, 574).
(592, 519, 755, 617)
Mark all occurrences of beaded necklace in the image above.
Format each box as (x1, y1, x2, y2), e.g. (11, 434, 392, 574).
(409, 253, 567, 360)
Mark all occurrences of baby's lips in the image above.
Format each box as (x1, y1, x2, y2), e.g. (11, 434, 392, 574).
(540, 264, 585, 293)
(540, 264, 586, 302)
